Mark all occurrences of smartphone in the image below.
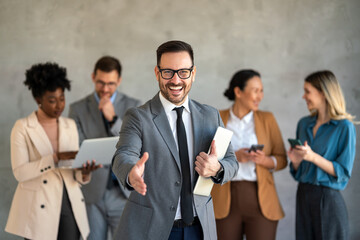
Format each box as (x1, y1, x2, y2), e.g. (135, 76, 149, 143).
(248, 144, 264, 153)
(288, 138, 303, 148)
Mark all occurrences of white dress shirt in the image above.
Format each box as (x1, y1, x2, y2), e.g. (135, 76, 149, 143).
(158, 92, 197, 220)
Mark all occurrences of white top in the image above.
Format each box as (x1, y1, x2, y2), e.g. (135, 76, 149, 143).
(227, 109, 258, 181)
(158, 92, 197, 220)
(226, 109, 277, 181)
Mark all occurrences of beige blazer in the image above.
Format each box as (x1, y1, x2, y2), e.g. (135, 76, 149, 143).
(211, 110, 287, 221)
(5, 112, 90, 240)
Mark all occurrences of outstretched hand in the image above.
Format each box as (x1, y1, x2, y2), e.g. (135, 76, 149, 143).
(129, 152, 149, 196)
(195, 140, 221, 177)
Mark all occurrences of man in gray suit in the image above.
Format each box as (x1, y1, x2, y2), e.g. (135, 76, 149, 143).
(69, 56, 140, 240)
(112, 41, 238, 240)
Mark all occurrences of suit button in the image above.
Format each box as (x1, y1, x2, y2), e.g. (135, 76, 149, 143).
(170, 206, 176, 211)
(40, 169, 44, 172)
(44, 167, 48, 170)
(175, 181, 180, 186)
(40, 204, 45, 209)
(43, 180, 47, 184)
(48, 166, 51, 169)
(81, 198, 84, 202)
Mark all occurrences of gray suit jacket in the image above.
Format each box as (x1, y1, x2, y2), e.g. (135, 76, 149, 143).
(112, 94, 238, 240)
(69, 91, 140, 203)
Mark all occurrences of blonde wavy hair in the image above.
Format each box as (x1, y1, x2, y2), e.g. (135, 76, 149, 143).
(305, 70, 357, 123)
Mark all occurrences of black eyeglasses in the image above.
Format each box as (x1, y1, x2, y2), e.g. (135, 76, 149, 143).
(158, 66, 194, 80)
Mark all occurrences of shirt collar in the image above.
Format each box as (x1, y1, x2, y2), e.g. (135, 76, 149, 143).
(230, 107, 253, 124)
(309, 115, 338, 126)
(94, 91, 117, 104)
(158, 92, 190, 115)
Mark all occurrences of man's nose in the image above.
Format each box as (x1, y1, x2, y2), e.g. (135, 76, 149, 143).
(170, 72, 181, 84)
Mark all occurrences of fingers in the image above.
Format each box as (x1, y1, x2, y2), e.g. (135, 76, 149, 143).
(137, 152, 149, 166)
(133, 176, 147, 196)
(210, 140, 217, 156)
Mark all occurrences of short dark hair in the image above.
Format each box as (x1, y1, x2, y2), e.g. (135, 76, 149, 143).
(93, 56, 122, 77)
(24, 62, 71, 99)
(156, 40, 194, 66)
(224, 69, 261, 101)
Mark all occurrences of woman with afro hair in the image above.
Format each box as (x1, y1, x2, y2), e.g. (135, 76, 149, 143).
(5, 62, 101, 240)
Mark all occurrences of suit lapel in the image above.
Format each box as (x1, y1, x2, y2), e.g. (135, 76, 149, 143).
(87, 94, 107, 134)
(26, 112, 54, 156)
(150, 94, 181, 171)
(189, 100, 204, 187)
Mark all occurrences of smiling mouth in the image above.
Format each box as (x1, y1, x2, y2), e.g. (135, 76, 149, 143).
(169, 85, 183, 94)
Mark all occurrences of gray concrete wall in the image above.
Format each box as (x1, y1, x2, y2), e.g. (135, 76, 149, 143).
(1, 0, 359, 239)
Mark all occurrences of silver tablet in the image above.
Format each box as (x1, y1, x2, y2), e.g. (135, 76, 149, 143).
(58, 136, 119, 168)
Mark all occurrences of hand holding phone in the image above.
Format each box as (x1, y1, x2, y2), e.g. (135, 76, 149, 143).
(288, 138, 303, 148)
(248, 144, 264, 153)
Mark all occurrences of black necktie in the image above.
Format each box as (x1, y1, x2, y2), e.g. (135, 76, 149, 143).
(173, 107, 194, 224)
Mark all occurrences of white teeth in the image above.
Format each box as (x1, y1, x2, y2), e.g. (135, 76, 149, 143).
(169, 86, 182, 90)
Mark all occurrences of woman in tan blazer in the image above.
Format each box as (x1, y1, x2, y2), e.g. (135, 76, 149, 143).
(5, 63, 100, 240)
(212, 70, 287, 240)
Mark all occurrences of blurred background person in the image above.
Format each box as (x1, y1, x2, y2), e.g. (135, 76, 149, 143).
(288, 70, 357, 240)
(5, 62, 100, 240)
(69, 56, 140, 239)
(212, 69, 287, 240)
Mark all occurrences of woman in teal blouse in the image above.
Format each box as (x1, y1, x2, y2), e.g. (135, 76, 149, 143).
(288, 70, 356, 240)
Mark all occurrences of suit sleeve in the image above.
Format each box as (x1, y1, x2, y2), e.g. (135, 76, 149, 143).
(112, 108, 143, 190)
(10, 120, 56, 182)
(109, 99, 141, 137)
(215, 110, 238, 185)
(268, 113, 288, 171)
(68, 104, 86, 143)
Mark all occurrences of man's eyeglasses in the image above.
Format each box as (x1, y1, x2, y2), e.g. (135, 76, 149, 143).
(96, 80, 117, 88)
(158, 66, 194, 80)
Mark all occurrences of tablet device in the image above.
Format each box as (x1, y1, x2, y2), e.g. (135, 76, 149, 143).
(58, 136, 119, 168)
(193, 127, 233, 196)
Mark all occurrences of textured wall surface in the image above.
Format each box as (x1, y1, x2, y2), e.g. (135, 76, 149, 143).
(1, 0, 359, 239)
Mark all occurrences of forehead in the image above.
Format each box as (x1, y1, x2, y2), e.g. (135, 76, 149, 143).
(43, 88, 64, 98)
(94, 69, 119, 81)
(159, 51, 192, 69)
(304, 82, 317, 91)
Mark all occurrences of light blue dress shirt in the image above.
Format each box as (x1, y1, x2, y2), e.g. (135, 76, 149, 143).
(290, 115, 356, 190)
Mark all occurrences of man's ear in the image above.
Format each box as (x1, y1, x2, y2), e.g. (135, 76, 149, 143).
(91, 73, 96, 83)
(117, 76, 122, 86)
(154, 66, 160, 82)
(191, 66, 196, 82)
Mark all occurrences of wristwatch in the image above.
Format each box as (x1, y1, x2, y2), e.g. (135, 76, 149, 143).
(213, 165, 224, 180)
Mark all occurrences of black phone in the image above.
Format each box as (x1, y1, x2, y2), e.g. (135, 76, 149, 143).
(288, 138, 303, 148)
(248, 144, 264, 152)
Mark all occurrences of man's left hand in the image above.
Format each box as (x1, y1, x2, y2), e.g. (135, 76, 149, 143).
(195, 140, 220, 177)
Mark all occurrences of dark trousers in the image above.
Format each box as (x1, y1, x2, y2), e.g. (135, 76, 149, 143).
(168, 224, 203, 240)
(57, 184, 80, 240)
(25, 184, 80, 240)
(216, 181, 278, 240)
(296, 182, 349, 240)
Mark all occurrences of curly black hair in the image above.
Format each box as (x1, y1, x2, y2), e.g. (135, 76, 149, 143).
(23, 62, 71, 99)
